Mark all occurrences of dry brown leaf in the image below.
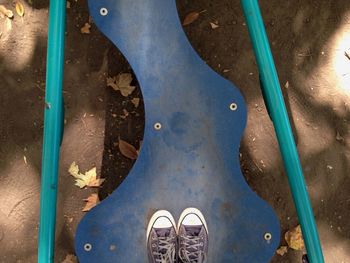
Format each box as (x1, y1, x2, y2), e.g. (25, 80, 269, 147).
(276, 246, 288, 256)
(15, 2, 24, 17)
(119, 139, 138, 160)
(285, 225, 305, 250)
(61, 254, 77, 263)
(183, 11, 199, 26)
(107, 73, 136, 97)
(66, 1, 71, 9)
(0, 5, 14, 18)
(210, 22, 219, 29)
(131, 97, 140, 108)
(82, 193, 99, 212)
(336, 131, 344, 142)
(80, 23, 91, 34)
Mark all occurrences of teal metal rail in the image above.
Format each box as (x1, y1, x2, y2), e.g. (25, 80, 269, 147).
(38, 0, 66, 262)
(241, 0, 324, 262)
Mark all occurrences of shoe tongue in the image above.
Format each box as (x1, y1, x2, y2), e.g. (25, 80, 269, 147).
(155, 227, 171, 237)
(185, 225, 202, 236)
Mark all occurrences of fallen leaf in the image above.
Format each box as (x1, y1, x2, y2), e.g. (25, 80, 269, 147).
(61, 254, 77, 263)
(336, 131, 344, 142)
(5, 15, 12, 30)
(68, 162, 105, 188)
(0, 5, 14, 18)
(23, 156, 27, 165)
(122, 109, 129, 119)
(66, 1, 71, 9)
(223, 69, 231, 73)
(327, 164, 333, 171)
(183, 11, 199, 26)
(285, 225, 305, 250)
(210, 22, 219, 29)
(68, 162, 80, 178)
(285, 81, 289, 89)
(131, 97, 140, 108)
(15, 2, 24, 17)
(75, 167, 96, 188)
(276, 246, 288, 256)
(88, 178, 105, 187)
(107, 73, 136, 97)
(80, 22, 91, 34)
(119, 139, 138, 160)
(82, 193, 99, 212)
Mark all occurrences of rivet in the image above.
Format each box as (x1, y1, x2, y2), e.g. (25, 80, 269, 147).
(229, 103, 237, 111)
(154, 122, 162, 130)
(84, 243, 92, 252)
(264, 232, 272, 242)
(100, 7, 108, 16)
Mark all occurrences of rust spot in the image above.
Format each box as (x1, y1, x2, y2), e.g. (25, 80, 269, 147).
(221, 202, 234, 217)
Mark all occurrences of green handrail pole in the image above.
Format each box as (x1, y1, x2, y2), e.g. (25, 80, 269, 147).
(240, 1, 324, 262)
(38, 0, 66, 263)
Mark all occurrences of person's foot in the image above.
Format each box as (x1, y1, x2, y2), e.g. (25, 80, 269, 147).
(178, 208, 208, 263)
(147, 210, 177, 263)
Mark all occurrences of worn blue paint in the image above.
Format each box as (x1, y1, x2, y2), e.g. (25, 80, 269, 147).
(241, 1, 324, 262)
(38, 0, 66, 262)
(75, 0, 280, 262)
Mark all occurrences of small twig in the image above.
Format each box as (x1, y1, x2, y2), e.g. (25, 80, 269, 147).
(344, 50, 350, 60)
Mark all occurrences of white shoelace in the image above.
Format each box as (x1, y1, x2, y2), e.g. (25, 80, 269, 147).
(153, 237, 176, 263)
(179, 235, 206, 263)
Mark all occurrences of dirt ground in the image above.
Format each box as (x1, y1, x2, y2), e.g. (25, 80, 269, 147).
(0, 0, 350, 262)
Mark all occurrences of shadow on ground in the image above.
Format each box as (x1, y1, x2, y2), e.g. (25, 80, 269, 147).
(0, 0, 349, 262)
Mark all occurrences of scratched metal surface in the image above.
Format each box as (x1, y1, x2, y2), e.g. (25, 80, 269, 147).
(75, 0, 280, 262)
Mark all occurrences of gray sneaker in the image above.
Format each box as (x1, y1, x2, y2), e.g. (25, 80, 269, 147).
(178, 208, 209, 263)
(147, 210, 177, 263)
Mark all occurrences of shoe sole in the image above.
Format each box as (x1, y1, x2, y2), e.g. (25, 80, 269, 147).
(177, 207, 209, 236)
(146, 210, 177, 241)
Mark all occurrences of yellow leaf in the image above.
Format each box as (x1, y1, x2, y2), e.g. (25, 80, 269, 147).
(15, 2, 24, 17)
(183, 11, 200, 26)
(82, 193, 99, 212)
(0, 5, 14, 18)
(276, 246, 288, 256)
(68, 162, 80, 178)
(285, 225, 305, 250)
(107, 73, 136, 97)
(80, 22, 91, 34)
(75, 167, 97, 188)
(69, 162, 104, 188)
(119, 139, 138, 160)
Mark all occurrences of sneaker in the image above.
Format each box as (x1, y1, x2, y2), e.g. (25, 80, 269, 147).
(178, 208, 209, 263)
(147, 210, 177, 263)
